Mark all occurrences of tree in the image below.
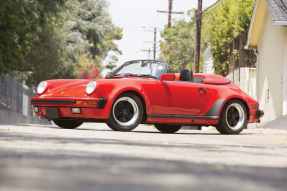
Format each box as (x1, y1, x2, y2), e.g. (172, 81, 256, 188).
(0, 0, 122, 87)
(0, 0, 68, 85)
(159, 0, 255, 76)
(203, 0, 255, 76)
(0, 0, 42, 74)
(63, 0, 122, 78)
(159, 10, 210, 73)
(159, 19, 196, 73)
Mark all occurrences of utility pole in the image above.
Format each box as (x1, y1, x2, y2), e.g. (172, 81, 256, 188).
(168, 0, 173, 28)
(140, 49, 154, 59)
(142, 26, 158, 59)
(194, 0, 202, 73)
(153, 28, 157, 59)
(157, 0, 183, 28)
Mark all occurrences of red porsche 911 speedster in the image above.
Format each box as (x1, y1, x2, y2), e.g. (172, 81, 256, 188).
(31, 60, 264, 134)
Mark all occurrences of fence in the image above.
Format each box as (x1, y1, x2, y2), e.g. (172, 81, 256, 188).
(222, 32, 257, 79)
(0, 74, 49, 124)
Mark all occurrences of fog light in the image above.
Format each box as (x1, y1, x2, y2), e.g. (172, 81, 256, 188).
(34, 106, 39, 113)
(71, 107, 81, 114)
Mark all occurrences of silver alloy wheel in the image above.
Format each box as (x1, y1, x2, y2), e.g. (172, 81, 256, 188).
(112, 97, 139, 127)
(225, 103, 245, 130)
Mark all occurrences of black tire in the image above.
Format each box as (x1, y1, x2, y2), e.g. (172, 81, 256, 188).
(106, 93, 144, 131)
(53, 119, 83, 129)
(154, 124, 181, 133)
(216, 100, 247, 134)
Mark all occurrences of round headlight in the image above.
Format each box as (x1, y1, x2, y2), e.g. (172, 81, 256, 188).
(37, 81, 48, 94)
(86, 81, 97, 95)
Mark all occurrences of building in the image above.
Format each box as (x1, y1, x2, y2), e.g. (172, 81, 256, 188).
(222, 32, 257, 100)
(246, 0, 287, 124)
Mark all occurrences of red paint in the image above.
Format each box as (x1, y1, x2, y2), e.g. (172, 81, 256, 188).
(31, 72, 263, 125)
(160, 73, 175, 82)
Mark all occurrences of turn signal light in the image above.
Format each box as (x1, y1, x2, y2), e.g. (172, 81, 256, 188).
(75, 100, 98, 105)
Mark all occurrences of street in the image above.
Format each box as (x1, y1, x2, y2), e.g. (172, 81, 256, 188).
(0, 123, 287, 191)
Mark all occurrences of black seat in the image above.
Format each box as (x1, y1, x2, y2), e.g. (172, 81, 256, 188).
(179, 69, 193, 81)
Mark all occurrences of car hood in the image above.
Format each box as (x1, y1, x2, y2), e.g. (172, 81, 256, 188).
(40, 79, 91, 97)
(39, 77, 152, 98)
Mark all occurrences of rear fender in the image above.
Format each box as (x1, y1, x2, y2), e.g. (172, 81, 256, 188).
(218, 97, 250, 120)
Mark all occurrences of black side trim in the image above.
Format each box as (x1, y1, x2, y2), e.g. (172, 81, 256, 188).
(204, 98, 226, 116)
(97, 98, 108, 109)
(147, 114, 219, 120)
(31, 98, 109, 109)
(203, 81, 231, 85)
(55, 117, 106, 123)
(31, 99, 76, 104)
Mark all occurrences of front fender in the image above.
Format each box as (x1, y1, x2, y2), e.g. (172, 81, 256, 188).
(92, 78, 155, 114)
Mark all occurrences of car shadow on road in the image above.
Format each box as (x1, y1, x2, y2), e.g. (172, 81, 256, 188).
(77, 128, 257, 136)
(0, 124, 260, 136)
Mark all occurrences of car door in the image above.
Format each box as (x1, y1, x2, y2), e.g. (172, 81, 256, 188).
(152, 80, 207, 116)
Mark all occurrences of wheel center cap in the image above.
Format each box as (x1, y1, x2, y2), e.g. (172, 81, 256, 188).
(123, 109, 128, 115)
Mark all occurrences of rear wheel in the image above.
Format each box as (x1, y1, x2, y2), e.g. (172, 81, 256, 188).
(154, 124, 181, 133)
(106, 93, 144, 131)
(216, 100, 247, 134)
(53, 119, 83, 129)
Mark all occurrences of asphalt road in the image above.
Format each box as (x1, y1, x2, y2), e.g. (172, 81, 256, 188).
(0, 123, 287, 191)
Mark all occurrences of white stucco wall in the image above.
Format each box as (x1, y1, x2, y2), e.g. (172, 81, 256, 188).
(203, 45, 215, 74)
(283, 32, 287, 115)
(257, 13, 287, 124)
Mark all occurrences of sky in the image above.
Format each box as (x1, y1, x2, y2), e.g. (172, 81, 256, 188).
(105, 0, 218, 74)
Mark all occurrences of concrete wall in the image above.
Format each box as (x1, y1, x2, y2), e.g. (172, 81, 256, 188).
(226, 67, 257, 99)
(257, 13, 287, 124)
(0, 108, 50, 125)
(0, 74, 50, 125)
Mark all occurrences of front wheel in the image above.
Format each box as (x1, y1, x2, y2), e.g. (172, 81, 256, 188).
(106, 93, 144, 131)
(154, 124, 181, 133)
(216, 100, 247, 134)
(53, 119, 83, 129)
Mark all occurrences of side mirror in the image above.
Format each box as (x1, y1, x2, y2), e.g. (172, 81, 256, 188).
(160, 73, 175, 83)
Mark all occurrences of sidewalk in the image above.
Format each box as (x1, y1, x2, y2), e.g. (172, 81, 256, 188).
(262, 115, 287, 130)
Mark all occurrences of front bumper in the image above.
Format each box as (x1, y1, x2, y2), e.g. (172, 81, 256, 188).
(31, 97, 113, 119)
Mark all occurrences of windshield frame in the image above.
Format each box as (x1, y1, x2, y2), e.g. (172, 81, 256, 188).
(106, 60, 168, 79)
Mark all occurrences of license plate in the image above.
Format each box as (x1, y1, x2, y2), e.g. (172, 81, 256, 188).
(46, 108, 59, 119)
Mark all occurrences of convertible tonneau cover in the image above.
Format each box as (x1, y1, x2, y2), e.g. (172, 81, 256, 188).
(174, 73, 231, 85)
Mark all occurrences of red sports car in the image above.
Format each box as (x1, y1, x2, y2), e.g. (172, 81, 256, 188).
(31, 60, 264, 134)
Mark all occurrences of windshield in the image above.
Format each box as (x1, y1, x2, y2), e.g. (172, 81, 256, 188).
(107, 60, 168, 79)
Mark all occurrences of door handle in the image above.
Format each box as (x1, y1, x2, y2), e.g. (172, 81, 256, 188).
(198, 88, 206, 92)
